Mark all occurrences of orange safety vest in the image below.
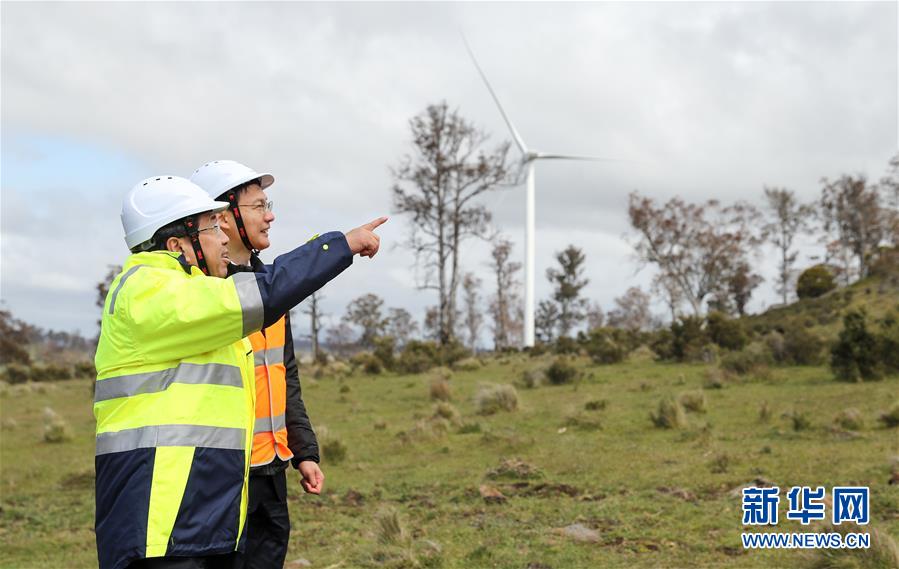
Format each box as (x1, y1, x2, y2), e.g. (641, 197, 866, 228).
(249, 315, 293, 467)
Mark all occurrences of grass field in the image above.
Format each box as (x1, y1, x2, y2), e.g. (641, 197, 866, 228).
(1, 356, 897, 568)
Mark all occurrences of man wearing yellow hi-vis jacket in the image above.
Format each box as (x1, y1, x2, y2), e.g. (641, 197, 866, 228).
(95, 175, 385, 569)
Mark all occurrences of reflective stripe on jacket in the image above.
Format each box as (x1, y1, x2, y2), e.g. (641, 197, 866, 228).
(249, 316, 293, 466)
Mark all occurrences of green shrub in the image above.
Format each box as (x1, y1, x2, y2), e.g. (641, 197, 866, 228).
(372, 336, 396, 371)
(788, 410, 812, 431)
(30, 364, 72, 382)
(670, 316, 709, 362)
(395, 340, 469, 374)
(545, 357, 579, 385)
(438, 340, 471, 368)
(796, 264, 836, 299)
(649, 329, 675, 361)
(527, 342, 549, 357)
(878, 314, 899, 374)
(73, 361, 96, 378)
(764, 331, 787, 363)
(396, 341, 439, 374)
(582, 328, 627, 365)
(650, 397, 688, 429)
(720, 342, 773, 376)
(706, 312, 747, 351)
(553, 336, 579, 355)
(781, 324, 825, 365)
(3, 363, 31, 384)
(350, 352, 383, 375)
(831, 310, 883, 381)
(475, 384, 519, 415)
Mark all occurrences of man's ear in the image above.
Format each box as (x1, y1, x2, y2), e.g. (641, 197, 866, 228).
(165, 236, 185, 254)
(219, 210, 234, 231)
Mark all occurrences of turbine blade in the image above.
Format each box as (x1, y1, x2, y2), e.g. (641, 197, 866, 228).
(461, 33, 528, 155)
(535, 152, 626, 162)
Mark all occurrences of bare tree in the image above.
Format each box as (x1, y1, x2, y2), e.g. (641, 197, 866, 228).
(297, 291, 325, 362)
(706, 259, 762, 316)
(386, 307, 419, 348)
(607, 287, 652, 332)
(423, 306, 441, 341)
(762, 187, 814, 304)
(628, 192, 760, 316)
(325, 322, 356, 358)
(487, 237, 522, 350)
(879, 153, 899, 246)
(585, 301, 605, 331)
(343, 294, 388, 349)
(652, 273, 685, 323)
(819, 174, 888, 281)
(461, 273, 483, 351)
(546, 245, 589, 337)
(392, 102, 512, 345)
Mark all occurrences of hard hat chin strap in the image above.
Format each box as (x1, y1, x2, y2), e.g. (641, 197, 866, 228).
(225, 188, 260, 256)
(182, 217, 211, 276)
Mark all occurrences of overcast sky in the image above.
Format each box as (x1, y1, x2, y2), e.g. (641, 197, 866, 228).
(1, 1, 896, 344)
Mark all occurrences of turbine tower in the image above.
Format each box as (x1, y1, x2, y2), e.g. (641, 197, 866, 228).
(464, 37, 618, 347)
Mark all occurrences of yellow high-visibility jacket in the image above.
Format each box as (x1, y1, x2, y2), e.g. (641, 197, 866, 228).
(94, 232, 352, 569)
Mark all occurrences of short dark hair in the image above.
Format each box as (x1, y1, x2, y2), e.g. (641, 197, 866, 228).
(131, 216, 193, 253)
(216, 179, 261, 203)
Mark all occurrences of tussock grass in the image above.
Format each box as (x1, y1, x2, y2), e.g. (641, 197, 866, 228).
(678, 390, 708, 414)
(880, 401, 899, 428)
(834, 408, 865, 431)
(475, 384, 518, 415)
(650, 397, 688, 429)
(42, 407, 72, 443)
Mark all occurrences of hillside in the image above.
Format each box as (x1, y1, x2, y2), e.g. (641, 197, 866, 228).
(747, 259, 899, 342)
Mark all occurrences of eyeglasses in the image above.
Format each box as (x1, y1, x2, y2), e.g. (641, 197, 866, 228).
(238, 200, 274, 213)
(196, 223, 221, 235)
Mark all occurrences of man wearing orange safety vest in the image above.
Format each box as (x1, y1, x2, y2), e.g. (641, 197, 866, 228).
(190, 161, 322, 568)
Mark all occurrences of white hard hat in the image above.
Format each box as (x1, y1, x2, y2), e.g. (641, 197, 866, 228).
(121, 175, 230, 250)
(189, 160, 274, 201)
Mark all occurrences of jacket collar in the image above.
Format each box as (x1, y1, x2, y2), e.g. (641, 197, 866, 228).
(124, 250, 203, 276)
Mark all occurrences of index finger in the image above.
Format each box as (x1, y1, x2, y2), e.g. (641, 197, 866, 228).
(362, 216, 389, 231)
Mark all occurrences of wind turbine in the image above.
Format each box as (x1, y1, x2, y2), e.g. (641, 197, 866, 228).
(463, 36, 620, 347)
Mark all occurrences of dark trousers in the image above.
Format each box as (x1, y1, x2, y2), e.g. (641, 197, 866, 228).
(236, 470, 290, 569)
(126, 553, 239, 569)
